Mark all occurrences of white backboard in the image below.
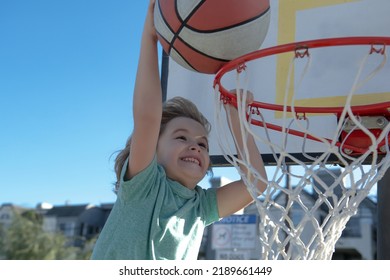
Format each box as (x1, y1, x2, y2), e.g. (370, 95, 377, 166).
(162, 0, 390, 165)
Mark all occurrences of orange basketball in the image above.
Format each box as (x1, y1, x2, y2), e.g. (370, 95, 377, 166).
(154, 0, 270, 74)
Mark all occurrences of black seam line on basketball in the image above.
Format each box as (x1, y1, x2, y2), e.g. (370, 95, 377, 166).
(157, 0, 176, 55)
(172, 50, 196, 71)
(172, 48, 227, 72)
(155, 29, 171, 49)
(183, 7, 271, 34)
(170, 0, 207, 55)
(176, 37, 230, 62)
(171, 37, 229, 72)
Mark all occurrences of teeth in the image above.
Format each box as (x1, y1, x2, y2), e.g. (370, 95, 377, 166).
(182, 157, 200, 165)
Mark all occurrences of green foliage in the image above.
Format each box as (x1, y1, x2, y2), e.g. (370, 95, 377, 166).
(0, 223, 6, 259)
(2, 211, 94, 260)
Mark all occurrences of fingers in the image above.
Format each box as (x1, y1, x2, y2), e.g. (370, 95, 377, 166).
(228, 89, 254, 107)
(144, 0, 158, 40)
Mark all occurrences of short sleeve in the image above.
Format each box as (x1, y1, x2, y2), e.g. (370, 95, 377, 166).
(117, 156, 160, 203)
(200, 187, 220, 226)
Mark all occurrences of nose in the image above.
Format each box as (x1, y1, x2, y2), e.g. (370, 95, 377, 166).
(189, 142, 201, 152)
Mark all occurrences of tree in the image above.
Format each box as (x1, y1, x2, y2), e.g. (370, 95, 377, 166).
(0, 223, 6, 259)
(3, 211, 88, 260)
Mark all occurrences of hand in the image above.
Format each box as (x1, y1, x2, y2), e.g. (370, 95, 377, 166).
(144, 0, 158, 41)
(225, 89, 254, 110)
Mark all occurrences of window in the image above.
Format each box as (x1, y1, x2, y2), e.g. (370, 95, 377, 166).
(341, 217, 361, 238)
(0, 213, 10, 220)
(58, 222, 74, 236)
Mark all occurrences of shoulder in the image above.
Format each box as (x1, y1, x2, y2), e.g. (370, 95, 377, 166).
(117, 156, 166, 201)
(194, 186, 220, 225)
(194, 185, 217, 198)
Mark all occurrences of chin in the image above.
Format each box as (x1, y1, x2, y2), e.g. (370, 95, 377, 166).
(175, 175, 204, 189)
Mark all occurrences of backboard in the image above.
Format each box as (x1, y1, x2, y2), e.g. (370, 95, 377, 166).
(161, 0, 390, 166)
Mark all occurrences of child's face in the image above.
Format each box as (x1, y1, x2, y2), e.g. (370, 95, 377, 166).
(157, 117, 210, 189)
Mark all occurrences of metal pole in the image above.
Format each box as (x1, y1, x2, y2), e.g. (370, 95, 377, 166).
(377, 167, 390, 259)
(160, 50, 169, 102)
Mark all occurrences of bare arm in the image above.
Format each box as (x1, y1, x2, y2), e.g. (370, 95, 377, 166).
(127, 0, 162, 179)
(216, 91, 268, 218)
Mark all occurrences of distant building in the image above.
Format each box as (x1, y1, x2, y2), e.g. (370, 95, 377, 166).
(42, 204, 108, 246)
(334, 198, 377, 260)
(0, 203, 29, 229)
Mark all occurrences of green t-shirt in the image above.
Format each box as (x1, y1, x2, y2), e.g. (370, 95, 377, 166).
(91, 157, 220, 260)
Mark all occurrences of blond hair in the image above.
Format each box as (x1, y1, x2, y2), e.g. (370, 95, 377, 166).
(113, 97, 212, 191)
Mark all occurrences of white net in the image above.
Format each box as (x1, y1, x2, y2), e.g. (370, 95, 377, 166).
(213, 45, 390, 260)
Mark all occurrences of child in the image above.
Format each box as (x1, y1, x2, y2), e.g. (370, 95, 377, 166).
(91, 0, 267, 260)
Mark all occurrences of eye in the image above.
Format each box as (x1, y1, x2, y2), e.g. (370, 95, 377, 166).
(198, 142, 208, 150)
(176, 136, 186, 141)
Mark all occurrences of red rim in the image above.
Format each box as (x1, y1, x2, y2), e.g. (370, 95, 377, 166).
(214, 36, 390, 115)
(214, 37, 390, 154)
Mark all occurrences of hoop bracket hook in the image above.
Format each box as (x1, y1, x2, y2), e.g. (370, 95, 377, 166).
(370, 43, 386, 55)
(295, 46, 310, 58)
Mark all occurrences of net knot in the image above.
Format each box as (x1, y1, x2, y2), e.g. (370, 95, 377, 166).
(220, 94, 232, 105)
(237, 63, 247, 73)
(295, 46, 310, 58)
(370, 43, 386, 55)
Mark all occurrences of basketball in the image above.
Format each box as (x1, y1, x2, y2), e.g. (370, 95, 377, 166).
(154, 0, 271, 74)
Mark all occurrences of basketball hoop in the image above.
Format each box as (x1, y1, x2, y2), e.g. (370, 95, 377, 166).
(213, 37, 390, 259)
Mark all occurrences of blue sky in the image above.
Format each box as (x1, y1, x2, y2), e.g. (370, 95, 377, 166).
(0, 0, 241, 208)
(0, 0, 142, 207)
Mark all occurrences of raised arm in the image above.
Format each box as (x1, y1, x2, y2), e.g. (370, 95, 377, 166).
(127, 0, 162, 179)
(216, 90, 268, 218)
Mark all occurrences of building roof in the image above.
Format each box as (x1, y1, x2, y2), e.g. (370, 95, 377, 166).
(44, 204, 93, 217)
(0, 203, 30, 214)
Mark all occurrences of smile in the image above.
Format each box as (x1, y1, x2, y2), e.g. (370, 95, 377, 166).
(181, 157, 200, 166)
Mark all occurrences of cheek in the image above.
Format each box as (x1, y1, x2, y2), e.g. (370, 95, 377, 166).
(203, 153, 211, 170)
(157, 145, 177, 166)
(156, 144, 168, 165)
